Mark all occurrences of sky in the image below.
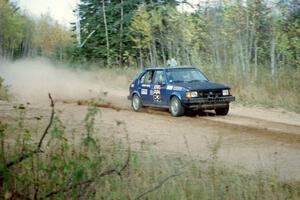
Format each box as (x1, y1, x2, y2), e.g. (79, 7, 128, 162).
(12, 0, 79, 26)
(12, 0, 201, 25)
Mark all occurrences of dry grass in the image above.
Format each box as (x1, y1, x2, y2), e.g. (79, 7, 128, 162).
(202, 65, 300, 112)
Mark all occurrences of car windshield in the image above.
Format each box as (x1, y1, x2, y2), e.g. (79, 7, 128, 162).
(166, 68, 208, 83)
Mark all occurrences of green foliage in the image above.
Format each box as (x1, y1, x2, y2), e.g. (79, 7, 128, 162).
(0, 0, 72, 60)
(130, 5, 152, 50)
(71, 0, 182, 65)
(51, 116, 65, 138)
(33, 14, 72, 60)
(0, 0, 25, 57)
(83, 100, 99, 146)
(69, 0, 299, 72)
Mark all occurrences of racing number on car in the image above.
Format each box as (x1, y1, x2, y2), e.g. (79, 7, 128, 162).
(153, 85, 161, 102)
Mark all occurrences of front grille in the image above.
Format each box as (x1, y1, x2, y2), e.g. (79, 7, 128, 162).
(198, 90, 223, 98)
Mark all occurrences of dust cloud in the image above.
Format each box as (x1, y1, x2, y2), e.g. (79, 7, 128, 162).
(0, 58, 105, 105)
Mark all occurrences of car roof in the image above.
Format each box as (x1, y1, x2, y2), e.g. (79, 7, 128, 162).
(144, 66, 196, 71)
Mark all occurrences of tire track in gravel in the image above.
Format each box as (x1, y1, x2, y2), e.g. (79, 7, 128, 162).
(59, 96, 300, 145)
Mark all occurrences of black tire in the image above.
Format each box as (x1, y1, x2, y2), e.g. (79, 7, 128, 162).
(132, 94, 142, 112)
(215, 105, 229, 116)
(169, 96, 185, 117)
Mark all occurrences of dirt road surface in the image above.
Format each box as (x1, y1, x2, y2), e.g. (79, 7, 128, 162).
(1, 62, 300, 181)
(1, 92, 300, 181)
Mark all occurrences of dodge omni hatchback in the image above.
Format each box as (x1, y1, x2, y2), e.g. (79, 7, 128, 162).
(128, 67, 235, 117)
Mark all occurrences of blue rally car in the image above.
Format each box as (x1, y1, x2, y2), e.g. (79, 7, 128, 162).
(128, 67, 235, 117)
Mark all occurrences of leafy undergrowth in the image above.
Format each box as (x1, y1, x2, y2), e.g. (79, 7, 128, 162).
(0, 98, 299, 200)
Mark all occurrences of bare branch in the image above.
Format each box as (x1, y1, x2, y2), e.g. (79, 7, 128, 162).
(45, 167, 117, 198)
(37, 93, 54, 150)
(6, 151, 37, 168)
(117, 147, 130, 177)
(6, 93, 55, 168)
(45, 148, 131, 198)
(134, 172, 183, 200)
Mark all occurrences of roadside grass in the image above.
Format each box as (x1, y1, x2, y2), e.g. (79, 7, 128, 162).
(202, 65, 300, 112)
(0, 99, 299, 199)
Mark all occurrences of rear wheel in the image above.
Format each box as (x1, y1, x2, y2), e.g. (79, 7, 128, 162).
(169, 96, 185, 117)
(215, 105, 229, 116)
(132, 94, 142, 112)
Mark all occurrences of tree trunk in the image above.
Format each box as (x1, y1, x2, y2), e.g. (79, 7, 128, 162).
(102, 0, 110, 67)
(152, 37, 158, 67)
(160, 40, 166, 66)
(239, 34, 246, 77)
(254, 37, 258, 80)
(75, 6, 81, 47)
(138, 38, 143, 69)
(168, 41, 173, 59)
(149, 45, 154, 67)
(185, 48, 191, 66)
(119, 0, 124, 67)
(159, 30, 166, 66)
(247, 24, 254, 75)
(270, 33, 276, 78)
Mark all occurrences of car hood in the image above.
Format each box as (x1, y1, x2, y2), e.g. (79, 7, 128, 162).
(172, 81, 229, 91)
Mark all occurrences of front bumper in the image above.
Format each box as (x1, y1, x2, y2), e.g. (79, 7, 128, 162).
(182, 96, 235, 109)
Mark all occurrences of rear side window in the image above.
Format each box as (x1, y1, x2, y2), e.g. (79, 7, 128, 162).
(141, 70, 154, 84)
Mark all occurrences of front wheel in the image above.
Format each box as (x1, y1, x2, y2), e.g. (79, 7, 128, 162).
(215, 105, 229, 116)
(132, 94, 142, 112)
(169, 96, 185, 117)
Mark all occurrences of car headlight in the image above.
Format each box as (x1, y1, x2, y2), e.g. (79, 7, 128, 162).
(222, 89, 229, 96)
(186, 91, 198, 98)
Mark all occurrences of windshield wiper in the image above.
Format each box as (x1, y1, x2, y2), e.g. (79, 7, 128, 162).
(188, 80, 202, 83)
(171, 80, 184, 83)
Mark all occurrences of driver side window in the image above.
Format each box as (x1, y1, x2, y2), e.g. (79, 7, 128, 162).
(141, 70, 154, 84)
